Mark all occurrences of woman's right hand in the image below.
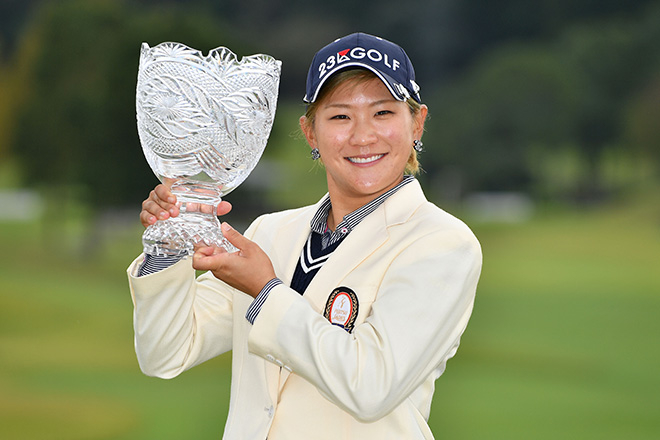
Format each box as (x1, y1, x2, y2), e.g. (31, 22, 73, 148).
(140, 184, 233, 229)
(140, 184, 179, 228)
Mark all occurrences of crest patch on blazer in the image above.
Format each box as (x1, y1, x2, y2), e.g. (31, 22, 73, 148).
(323, 287, 359, 332)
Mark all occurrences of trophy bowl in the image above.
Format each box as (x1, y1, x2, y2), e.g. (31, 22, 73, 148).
(136, 42, 281, 256)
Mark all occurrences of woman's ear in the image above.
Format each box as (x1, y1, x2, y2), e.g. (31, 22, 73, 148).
(299, 115, 316, 149)
(413, 104, 429, 140)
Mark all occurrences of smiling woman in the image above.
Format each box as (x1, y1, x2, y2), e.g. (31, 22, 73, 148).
(128, 32, 482, 440)
(299, 69, 428, 223)
(302, 68, 425, 171)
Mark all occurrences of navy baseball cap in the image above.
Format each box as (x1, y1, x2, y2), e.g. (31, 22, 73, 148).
(303, 32, 421, 104)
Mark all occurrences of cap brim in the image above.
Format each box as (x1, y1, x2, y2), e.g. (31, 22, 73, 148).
(304, 62, 410, 103)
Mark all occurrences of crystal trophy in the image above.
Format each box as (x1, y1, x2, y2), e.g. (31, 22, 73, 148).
(136, 42, 281, 256)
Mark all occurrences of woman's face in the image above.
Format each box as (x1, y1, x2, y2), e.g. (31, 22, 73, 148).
(301, 77, 427, 207)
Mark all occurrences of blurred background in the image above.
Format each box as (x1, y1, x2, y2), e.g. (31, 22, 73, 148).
(0, 0, 658, 438)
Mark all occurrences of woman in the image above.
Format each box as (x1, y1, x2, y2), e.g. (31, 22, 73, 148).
(128, 32, 482, 439)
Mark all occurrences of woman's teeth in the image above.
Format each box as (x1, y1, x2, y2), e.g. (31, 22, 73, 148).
(347, 154, 384, 164)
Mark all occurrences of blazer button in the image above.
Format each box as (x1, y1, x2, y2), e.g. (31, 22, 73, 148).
(266, 405, 274, 418)
(265, 354, 275, 362)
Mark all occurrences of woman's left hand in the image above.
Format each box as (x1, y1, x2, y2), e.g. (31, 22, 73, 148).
(193, 223, 277, 298)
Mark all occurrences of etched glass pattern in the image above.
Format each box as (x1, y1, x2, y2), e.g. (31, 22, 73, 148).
(136, 42, 281, 256)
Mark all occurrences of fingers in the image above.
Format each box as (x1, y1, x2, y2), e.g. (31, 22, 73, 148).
(217, 201, 232, 216)
(139, 185, 232, 229)
(220, 222, 250, 251)
(140, 184, 179, 228)
(191, 246, 223, 271)
(154, 184, 176, 204)
(178, 201, 230, 216)
(192, 224, 277, 297)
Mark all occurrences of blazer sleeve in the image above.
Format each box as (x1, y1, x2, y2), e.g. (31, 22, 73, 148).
(128, 256, 236, 378)
(128, 215, 269, 378)
(247, 223, 482, 422)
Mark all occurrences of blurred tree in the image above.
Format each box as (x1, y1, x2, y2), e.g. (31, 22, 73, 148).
(622, 2, 660, 175)
(427, 44, 582, 196)
(447, 0, 653, 74)
(10, 0, 247, 208)
(625, 77, 660, 172)
(556, 20, 643, 198)
(0, 64, 11, 161)
(0, 0, 43, 62)
(4, 0, 659, 213)
(424, 2, 660, 201)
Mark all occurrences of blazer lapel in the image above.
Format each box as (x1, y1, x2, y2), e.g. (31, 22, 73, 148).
(276, 212, 390, 392)
(268, 205, 319, 285)
(278, 197, 394, 391)
(303, 180, 426, 311)
(273, 180, 427, 393)
(302, 207, 389, 312)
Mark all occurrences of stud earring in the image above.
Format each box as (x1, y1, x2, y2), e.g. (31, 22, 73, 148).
(413, 140, 424, 152)
(310, 148, 321, 160)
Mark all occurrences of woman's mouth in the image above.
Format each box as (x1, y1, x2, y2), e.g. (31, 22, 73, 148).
(346, 154, 384, 164)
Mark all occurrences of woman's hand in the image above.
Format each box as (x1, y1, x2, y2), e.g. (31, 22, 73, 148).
(193, 223, 277, 298)
(140, 184, 232, 228)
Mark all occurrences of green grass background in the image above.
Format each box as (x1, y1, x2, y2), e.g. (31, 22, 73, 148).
(1, 191, 658, 439)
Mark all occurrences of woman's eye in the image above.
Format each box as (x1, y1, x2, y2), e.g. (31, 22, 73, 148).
(330, 114, 349, 120)
(376, 110, 393, 116)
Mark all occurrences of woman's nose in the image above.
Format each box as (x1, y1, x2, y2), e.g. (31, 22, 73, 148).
(349, 120, 377, 146)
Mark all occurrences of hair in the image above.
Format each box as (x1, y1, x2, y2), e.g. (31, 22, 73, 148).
(301, 69, 425, 175)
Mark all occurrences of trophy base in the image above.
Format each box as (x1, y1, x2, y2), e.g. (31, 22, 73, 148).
(142, 211, 237, 257)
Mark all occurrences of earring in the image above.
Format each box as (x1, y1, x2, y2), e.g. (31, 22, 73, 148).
(413, 140, 424, 152)
(310, 148, 321, 160)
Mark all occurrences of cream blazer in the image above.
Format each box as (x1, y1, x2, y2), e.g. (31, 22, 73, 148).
(127, 179, 482, 439)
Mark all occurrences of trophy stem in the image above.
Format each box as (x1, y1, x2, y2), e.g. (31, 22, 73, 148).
(142, 191, 236, 257)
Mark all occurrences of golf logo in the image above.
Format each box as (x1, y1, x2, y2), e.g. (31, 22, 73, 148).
(323, 287, 359, 332)
(317, 46, 401, 80)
